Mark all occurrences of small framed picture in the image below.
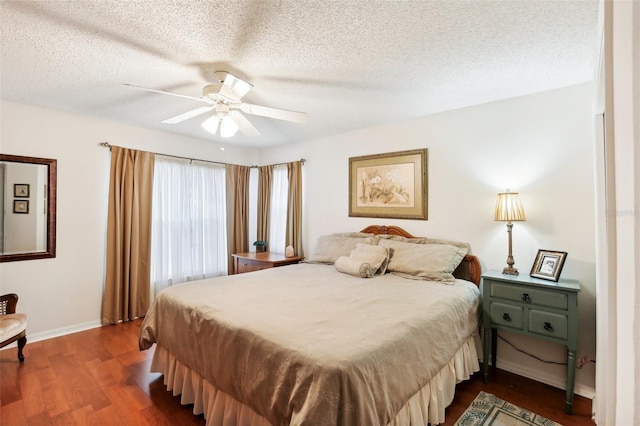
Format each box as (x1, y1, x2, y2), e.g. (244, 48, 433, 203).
(530, 249, 567, 282)
(13, 200, 29, 214)
(14, 184, 30, 198)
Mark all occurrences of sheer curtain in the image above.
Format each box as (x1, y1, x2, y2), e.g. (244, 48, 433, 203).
(151, 156, 227, 297)
(257, 165, 273, 247)
(268, 165, 288, 254)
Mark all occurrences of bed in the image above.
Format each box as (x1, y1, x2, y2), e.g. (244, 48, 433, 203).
(139, 225, 482, 425)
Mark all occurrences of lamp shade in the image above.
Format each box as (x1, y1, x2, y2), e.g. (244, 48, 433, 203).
(494, 192, 526, 222)
(201, 113, 239, 138)
(220, 115, 239, 138)
(201, 115, 221, 135)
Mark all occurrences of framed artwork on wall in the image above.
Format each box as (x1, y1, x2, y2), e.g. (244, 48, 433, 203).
(530, 249, 567, 282)
(14, 184, 30, 198)
(13, 200, 29, 214)
(349, 149, 428, 220)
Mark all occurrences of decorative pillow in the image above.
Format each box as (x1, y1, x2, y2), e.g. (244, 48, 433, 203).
(335, 256, 376, 278)
(348, 243, 391, 275)
(423, 237, 471, 251)
(375, 234, 424, 243)
(378, 239, 468, 283)
(304, 233, 377, 264)
(375, 234, 470, 250)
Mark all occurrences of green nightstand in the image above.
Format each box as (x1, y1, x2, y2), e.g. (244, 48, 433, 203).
(481, 270, 580, 414)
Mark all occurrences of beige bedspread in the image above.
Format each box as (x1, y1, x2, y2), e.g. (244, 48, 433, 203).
(139, 263, 481, 426)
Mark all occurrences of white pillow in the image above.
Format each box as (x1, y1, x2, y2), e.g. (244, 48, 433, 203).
(378, 239, 468, 283)
(376, 234, 470, 250)
(305, 233, 377, 264)
(348, 243, 391, 275)
(335, 256, 376, 278)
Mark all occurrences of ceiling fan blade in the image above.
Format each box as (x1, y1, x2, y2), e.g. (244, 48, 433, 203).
(230, 110, 261, 137)
(217, 72, 253, 102)
(161, 106, 214, 124)
(238, 103, 307, 123)
(122, 83, 208, 103)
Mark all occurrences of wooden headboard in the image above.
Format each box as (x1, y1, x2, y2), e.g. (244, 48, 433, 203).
(360, 225, 482, 286)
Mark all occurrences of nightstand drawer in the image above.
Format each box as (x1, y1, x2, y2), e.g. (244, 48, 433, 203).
(489, 302, 524, 330)
(233, 252, 304, 275)
(490, 282, 568, 310)
(529, 310, 568, 340)
(236, 259, 273, 274)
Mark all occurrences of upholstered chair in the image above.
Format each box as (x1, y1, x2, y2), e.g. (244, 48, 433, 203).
(0, 293, 27, 362)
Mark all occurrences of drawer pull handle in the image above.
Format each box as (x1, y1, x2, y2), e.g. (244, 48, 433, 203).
(544, 322, 554, 332)
(502, 313, 511, 322)
(521, 293, 531, 303)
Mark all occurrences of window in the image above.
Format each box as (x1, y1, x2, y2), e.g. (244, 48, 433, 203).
(268, 164, 288, 254)
(151, 156, 227, 296)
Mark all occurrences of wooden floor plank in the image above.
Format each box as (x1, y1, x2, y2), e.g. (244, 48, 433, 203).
(0, 319, 593, 425)
(0, 360, 21, 405)
(34, 367, 73, 417)
(19, 368, 46, 418)
(0, 399, 29, 425)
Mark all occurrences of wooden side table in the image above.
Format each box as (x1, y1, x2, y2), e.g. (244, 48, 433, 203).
(481, 270, 581, 414)
(232, 252, 304, 274)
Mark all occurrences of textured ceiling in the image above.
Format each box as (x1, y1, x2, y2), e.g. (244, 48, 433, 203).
(1, 1, 599, 148)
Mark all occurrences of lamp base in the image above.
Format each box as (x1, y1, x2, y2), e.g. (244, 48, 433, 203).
(502, 266, 519, 275)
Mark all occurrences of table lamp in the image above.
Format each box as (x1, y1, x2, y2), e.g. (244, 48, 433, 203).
(494, 190, 526, 275)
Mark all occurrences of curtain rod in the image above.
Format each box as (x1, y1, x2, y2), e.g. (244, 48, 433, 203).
(98, 142, 305, 168)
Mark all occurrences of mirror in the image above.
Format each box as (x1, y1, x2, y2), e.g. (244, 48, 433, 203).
(0, 154, 57, 262)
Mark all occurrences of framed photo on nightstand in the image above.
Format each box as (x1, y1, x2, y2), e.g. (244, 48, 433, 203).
(530, 249, 567, 281)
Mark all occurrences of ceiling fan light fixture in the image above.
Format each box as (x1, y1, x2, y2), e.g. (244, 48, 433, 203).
(220, 115, 239, 138)
(201, 115, 220, 135)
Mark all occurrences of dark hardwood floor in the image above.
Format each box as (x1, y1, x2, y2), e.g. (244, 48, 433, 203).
(441, 365, 593, 426)
(1, 319, 593, 425)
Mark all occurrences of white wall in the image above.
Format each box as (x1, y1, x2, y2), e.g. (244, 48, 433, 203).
(0, 100, 259, 339)
(261, 83, 597, 396)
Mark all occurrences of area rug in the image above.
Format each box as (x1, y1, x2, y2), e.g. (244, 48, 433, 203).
(454, 391, 563, 426)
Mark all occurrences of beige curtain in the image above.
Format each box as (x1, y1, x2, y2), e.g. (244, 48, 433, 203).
(102, 146, 155, 325)
(257, 165, 273, 250)
(226, 164, 251, 273)
(285, 161, 303, 256)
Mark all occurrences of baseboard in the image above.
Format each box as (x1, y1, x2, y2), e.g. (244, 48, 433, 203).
(495, 358, 596, 399)
(0, 320, 102, 351)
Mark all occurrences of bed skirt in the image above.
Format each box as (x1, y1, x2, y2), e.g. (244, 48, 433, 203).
(150, 334, 480, 426)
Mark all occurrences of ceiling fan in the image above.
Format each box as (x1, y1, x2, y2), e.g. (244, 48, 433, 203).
(123, 71, 307, 138)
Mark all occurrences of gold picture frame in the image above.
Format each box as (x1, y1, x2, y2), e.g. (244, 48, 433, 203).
(530, 249, 568, 282)
(349, 149, 428, 220)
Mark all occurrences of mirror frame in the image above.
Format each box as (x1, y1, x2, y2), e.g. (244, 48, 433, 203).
(0, 154, 57, 262)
